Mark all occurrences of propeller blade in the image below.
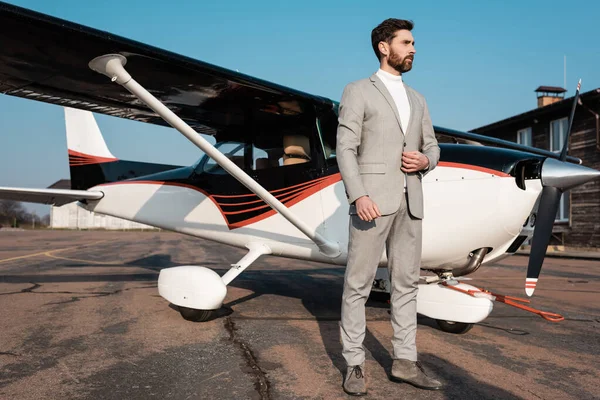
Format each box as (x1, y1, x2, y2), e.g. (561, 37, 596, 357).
(526, 186, 562, 296)
(526, 79, 583, 297)
(559, 79, 582, 162)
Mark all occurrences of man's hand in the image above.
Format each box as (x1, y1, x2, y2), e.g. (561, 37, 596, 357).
(401, 151, 429, 173)
(355, 196, 381, 222)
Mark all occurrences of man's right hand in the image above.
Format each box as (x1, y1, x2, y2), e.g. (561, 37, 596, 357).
(355, 196, 381, 222)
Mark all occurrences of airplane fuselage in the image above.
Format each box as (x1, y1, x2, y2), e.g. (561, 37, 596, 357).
(82, 144, 544, 271)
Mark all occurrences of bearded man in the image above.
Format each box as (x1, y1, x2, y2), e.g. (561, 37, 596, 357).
(336, 18, 442, 396)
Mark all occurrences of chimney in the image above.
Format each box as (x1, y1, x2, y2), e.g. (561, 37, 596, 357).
(535, 86, 566, 108)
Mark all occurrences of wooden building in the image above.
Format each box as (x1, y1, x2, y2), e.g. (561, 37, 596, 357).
(469, 86, 600, 249)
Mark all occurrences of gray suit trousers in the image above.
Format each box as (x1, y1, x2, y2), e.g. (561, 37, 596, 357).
(340, 193, 421, 366)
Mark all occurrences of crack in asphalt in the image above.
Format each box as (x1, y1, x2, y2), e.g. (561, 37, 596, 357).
(0, 352, 21, 357)
(516, 385, 544, 399)
(0, 283, 42, 296)
(0, 282, 157, 305)
(0, 282, 42, 296)
(224, 317, 271, 400)
(21, 283, 41, 292)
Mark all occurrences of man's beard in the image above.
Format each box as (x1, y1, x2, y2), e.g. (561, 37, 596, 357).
(389, 50, 413, 73)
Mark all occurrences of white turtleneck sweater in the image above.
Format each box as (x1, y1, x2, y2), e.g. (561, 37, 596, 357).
(376, 69, 411, 190)
(375, 68, 410, 134)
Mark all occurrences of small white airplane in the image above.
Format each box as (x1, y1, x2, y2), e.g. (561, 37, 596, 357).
(0, 2, 598, 333)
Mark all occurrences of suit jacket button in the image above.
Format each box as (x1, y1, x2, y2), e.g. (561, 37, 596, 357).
(403, 143, 407, 147)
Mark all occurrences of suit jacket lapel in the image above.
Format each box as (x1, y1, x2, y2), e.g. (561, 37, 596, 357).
(370, 74, 404, 135)
(404, 84, 416, 136)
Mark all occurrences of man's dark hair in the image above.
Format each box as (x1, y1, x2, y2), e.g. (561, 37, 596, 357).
(371, 18, 414, 60)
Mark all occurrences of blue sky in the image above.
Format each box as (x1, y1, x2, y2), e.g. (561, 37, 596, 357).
(2, 0, 599, 215)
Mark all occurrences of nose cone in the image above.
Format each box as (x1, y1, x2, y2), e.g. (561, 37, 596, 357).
(541, 158, 600, 191)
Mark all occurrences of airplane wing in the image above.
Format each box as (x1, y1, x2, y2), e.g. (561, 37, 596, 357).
(0, 1, 332, 137)
(0, 187, 103, 206)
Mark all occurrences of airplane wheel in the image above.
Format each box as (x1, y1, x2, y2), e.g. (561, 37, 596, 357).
(178, 306, 213, 322)
(436, 319, 473, 334)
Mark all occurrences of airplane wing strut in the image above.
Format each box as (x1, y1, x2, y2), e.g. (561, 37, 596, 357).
(88, 54, 341, 259)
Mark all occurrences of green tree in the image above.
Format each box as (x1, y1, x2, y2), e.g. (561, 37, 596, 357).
(0, 200, 25, 226)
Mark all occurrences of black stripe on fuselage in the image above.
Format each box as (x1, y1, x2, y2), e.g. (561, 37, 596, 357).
(70, 160, 183, 190)
(437, 144, 544, 177)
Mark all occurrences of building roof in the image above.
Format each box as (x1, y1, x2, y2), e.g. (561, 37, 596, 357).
(47, 179, 71, 189)
(535, 85, 566, 94)
(472, 88, 600, 133)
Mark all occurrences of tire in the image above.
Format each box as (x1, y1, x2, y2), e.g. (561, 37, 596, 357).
(179, 306, 213, 322)
(436, 319, 474, 334)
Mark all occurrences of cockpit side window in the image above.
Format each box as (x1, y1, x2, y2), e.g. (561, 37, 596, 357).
(197, 99, 321, 175)
(201, 141, 246, 174)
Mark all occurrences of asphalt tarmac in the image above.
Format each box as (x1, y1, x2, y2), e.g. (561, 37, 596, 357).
(0, 230, 598, 400)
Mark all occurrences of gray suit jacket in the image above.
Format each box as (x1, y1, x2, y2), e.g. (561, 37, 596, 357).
(336, 74, 440, 219)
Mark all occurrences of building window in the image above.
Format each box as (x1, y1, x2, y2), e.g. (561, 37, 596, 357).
(517, 127, 532, 146)
(550, 117, 568, 152)
(556, 192, 570, 223)
(549, 117, 570, 223)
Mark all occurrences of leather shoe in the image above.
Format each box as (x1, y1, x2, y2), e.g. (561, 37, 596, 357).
(343, 364, 367, 396)
(389, 359, 443, 390)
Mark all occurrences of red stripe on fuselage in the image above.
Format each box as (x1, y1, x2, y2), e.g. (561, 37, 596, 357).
(227, 173, 341, 228)
(220, 181, 324, 211)
(68, 149, 118, 166)
(211, 175, 331, 198)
